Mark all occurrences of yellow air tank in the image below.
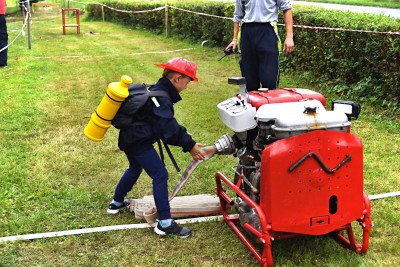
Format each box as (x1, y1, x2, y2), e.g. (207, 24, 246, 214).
(84, 75, 133, 141)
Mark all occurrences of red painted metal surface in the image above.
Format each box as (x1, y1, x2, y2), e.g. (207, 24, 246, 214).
(247, 88, 326, 109)
(215, 172, 273, 267)
(261, 130, 364, 235)
(215, 130, 371, 266)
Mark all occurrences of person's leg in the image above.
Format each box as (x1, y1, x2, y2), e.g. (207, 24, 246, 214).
(240, 25, 260, 92)
(134, 145, 170, 220)
(107, 148, 143, 214)
(134, 145, 192, 238)
(112, 168, 141, 202)
(257, 25, 279, 90)
(0, 15, 8, 67)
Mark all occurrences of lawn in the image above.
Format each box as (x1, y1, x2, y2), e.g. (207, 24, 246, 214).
(0, 3, 399, 267)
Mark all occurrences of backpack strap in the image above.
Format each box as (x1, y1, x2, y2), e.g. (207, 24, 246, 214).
(157, 139, 180, 172)
(157, 140, 165, 166)
(162, 139, 181, 172)
(148, 90, 170, 98)
(148, 89, 170, 108)
(149, 89, 178, 172)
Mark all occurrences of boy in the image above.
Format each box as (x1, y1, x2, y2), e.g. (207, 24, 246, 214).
(108, 57, 205, 238)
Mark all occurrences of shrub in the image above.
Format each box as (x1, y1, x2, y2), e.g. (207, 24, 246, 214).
(282, 7, 400, 109)
(86, 2, 400, 113)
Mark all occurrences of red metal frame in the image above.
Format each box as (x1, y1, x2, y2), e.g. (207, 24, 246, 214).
(331, 192, 372, 254)
(215, 131, 372, 266)
(247, 89, 326, 110)
(216, 171, 274, 266)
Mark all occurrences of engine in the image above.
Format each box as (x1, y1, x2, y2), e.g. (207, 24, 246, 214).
(213, 77, 370, 266)
(215, 77, 361, 240)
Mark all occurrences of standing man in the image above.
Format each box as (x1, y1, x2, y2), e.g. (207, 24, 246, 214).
(226, 0, 295, 91)
(0, 0, 7, 67)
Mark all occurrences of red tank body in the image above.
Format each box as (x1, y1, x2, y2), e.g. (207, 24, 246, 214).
(247, 88, 326, 109)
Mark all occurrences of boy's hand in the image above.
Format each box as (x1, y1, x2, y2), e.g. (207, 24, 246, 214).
(190, 143, 206, 161)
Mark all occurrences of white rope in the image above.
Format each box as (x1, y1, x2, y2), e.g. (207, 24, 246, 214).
(369, 191, 400, 200)
(68, 0, 165, 14)
(168, 5, 232, 20)
(0, 215, 224, 242)
(98, 4, 164, 14)
(0, 6, 30, 53)
(1, 190, 398, 242)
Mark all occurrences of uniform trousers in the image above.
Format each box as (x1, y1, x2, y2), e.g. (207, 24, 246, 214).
(240, 22, 279, 92)
(113, 144, 171, 220)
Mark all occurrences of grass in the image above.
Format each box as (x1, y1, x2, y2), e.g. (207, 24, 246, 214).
(1, 5, 399, 267)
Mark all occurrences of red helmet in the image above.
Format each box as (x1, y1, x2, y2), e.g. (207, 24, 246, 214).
(156, 57, 198, 82)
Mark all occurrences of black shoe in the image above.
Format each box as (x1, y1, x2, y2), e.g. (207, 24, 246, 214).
(107, 199, 130, 215)
(154, 220, 192, 238)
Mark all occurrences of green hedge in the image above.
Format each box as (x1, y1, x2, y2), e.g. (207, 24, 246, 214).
(86, 1, 400, 111)
(86, 1, 234, 45)
(286, 8, 400, 112)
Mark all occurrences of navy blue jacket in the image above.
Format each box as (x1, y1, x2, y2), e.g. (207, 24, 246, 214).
(118, 77, 196, 153)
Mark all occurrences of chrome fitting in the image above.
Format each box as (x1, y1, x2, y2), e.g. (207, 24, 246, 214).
(214, 134, 236, 155)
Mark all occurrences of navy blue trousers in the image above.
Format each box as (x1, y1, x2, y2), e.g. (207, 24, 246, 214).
(0, 15, 7, 67)
(240, 23, 279, 91)
(113, 144, 171, 220)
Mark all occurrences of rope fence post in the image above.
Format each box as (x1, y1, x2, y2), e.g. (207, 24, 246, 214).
(21, 1, 25, 23)
(165, 1, 169, 38)
(101, 4, 105, 22)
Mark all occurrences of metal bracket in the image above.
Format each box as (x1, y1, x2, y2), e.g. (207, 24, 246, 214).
(289, 152, 352, 174)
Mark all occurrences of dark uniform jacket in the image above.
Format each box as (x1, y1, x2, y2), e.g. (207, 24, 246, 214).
(118, 77, 196, 153)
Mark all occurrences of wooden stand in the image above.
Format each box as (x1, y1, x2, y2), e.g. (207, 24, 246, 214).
(62, 8, 80, 35)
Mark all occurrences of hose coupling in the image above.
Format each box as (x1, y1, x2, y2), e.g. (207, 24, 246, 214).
(214, 134, 236, 155)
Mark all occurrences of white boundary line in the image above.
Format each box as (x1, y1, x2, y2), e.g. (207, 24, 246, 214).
(368, 191, 400, 200)
(128, 48, 195, 56)
(0, 215, 224, 242)
(1, 191, 398, 243)
(34, 48, 196, 59)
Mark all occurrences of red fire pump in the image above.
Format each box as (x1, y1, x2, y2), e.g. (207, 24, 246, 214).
(213, 77, 372, 266)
